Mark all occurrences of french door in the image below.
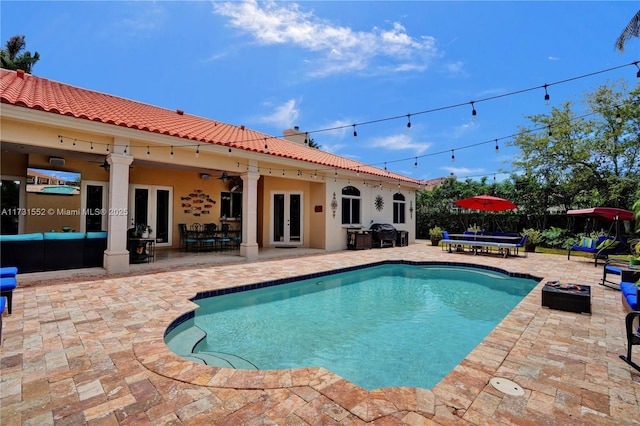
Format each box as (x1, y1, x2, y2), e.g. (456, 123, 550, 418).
(271, 191, 303, 246)
(128, 185, 173, 246)
(81, 181, 109, 232)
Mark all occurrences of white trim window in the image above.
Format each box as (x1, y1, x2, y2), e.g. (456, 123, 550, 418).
(341, 186, 361, 225)
(393, 192, 406, 224)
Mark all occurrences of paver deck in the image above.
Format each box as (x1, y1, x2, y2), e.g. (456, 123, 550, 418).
(1, 242, 639, 425)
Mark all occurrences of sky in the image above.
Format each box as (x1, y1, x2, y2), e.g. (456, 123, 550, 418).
(1, 1, 638, 183)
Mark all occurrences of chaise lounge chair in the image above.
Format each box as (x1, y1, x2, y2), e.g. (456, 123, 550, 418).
(567, 235, 625, 267)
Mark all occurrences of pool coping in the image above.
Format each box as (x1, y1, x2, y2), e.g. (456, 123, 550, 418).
(132, 260, 543, 422)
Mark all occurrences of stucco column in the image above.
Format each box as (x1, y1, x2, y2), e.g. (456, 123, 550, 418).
(240, 171, 260, 260)
(103, 153, 134, 273)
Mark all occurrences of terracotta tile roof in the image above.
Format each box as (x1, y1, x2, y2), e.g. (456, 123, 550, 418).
(1, 69, 419, 184)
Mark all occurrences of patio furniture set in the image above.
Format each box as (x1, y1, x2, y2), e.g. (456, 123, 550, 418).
(178, 223, 241, 252)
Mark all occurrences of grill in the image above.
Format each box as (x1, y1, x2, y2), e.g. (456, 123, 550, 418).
(369, 223, 397, 248)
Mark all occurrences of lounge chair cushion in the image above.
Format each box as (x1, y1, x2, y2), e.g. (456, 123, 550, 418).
(580, 237, 597, 248)
(596, 239, 619, 250)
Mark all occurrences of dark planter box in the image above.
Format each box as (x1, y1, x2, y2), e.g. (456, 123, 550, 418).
(542, 282, 591, 314)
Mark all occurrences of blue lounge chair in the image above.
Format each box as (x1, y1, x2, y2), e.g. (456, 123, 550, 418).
(567, 236, 625, 267)
(0, 267, 17, 315)
(619, 270, 640, 372)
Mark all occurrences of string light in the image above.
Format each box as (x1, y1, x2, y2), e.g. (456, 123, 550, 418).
(495, 139, 499, 154)
(170, 146, 174, 159)
(264, 138, 269, 153)
(106, 144, 110, 153)
(548, 125, 553, 137)
(73, 139, 77, 147)
(304, 132, 309, 145)
(353, 124, 358, 140)
(123, 145, 127, 153)
(406, 114, 411, 131)
(615, 106, 622, 123)
(543, 84, 550, 104)
(146, 146, 150, 157)
(59, 135, 63, 144)
(195, 145, 200, 157)
(90, 142, 94, 150)
(414, 157, 418, 169)
(635, 61, 640, 78)
(470, 101, 477, 120)
(451, 149, 455, 163)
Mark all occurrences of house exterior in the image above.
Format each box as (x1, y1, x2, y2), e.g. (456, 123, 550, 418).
(1, 68, 421, 274)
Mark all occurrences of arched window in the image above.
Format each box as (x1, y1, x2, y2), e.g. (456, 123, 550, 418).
(393, 192, 405, 224)
(341, 186, 361, 225)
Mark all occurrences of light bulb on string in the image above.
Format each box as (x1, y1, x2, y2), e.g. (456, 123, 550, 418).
(195, 145, 200, 158)
(543, 84, 550, 105)
(356, 166, 360, 177)
(615, 106, 622, 123)
(73, 139, 77, 147)
(470, 101, 477, 122)
(406, 114, 411, 132)
(414, 157, 418, 169)
(635, 61, 640, 78)
(59, 135, 63, 144)
(304, 132, 309, 146)
(548, 125, 553, 137)
(146, 146, 150, 158)
(353, 124, 358, 140)
(106, 144, 110, 153)
(90, 142, 94, 151)
(170, 146, 174, 159)
(384, 162, 387, 171)
(264, 138, 269, 153)
(123, 145, 127, 154)
(451, 149, 455, 163)
(495, 139, 499, 154)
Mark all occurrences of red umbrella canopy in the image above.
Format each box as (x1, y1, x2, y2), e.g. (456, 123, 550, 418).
(454, 195, 518, 212)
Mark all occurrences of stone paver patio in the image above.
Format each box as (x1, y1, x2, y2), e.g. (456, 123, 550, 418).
(1, 242, 639, 425)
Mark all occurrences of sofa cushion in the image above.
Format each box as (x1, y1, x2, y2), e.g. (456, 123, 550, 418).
(86, 231, 107, 239)
(0, 233, 43, 241)
(0, 267, 18, 278)
(0, 277, 17, 291)
(620, 281, 637, 298)
(43, 232, 86, 240)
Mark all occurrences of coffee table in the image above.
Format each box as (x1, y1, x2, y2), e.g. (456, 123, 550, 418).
(541, 281, 591, 314)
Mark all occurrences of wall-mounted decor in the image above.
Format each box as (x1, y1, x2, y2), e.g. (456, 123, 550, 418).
(330, 192, 338, 218)
(181, 189, 215, 217)
(314, 205, 323, 213)
(410, 200, 414, 219)
(375, 195, 384, 211)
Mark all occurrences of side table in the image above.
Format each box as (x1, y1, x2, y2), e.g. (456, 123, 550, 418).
(129, 238, 155, 264)
(541, 281, 591, 314)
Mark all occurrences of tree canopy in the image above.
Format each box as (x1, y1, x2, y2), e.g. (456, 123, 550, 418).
(1, 35, 40, 73)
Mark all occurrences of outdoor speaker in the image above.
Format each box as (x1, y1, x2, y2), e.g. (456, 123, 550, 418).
(49, 157, 65, 166)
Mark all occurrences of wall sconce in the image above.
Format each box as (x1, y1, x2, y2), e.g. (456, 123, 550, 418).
(200, 173, 211, 180)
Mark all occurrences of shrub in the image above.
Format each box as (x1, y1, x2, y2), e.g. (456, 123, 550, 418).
(522, 228, 543, 245)
(541, 226, 570, 249)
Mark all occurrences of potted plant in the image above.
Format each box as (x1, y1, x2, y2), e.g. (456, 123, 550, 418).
(522, 228, 543, 252)
(429, 226, 443, 246)
(629, 240, 640, 267)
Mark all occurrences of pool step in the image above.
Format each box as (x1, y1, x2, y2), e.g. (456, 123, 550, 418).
(165, 325, 206, 356)
(196, 351, 259, 369)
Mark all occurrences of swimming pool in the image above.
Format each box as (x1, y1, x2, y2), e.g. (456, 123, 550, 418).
(165, 262, 539, 390)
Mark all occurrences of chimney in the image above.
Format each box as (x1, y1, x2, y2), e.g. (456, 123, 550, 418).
(283, 127, 307, 145)
(17, 69, 25, 79)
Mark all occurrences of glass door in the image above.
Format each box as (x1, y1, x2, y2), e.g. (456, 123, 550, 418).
(129, 185, 173, 246)
(271, 191, 302, 245)
(0, 177, 25, 234)
(81, 181, 109, 232)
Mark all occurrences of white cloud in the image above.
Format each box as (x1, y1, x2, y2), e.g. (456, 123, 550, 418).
(213, 0, 439, 77)
(368, 133, 431, 154)
(441, 166, 485, 176)
(259, 99, 300, 129)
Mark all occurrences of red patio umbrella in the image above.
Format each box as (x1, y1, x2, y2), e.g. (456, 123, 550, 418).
(454, 195, 518, 212)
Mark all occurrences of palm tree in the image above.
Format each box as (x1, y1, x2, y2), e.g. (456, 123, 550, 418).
(0, 35, 40, 73)
(615, 9, 640, 52)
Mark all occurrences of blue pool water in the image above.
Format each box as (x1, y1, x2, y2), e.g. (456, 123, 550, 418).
(166, 263, 538, 390)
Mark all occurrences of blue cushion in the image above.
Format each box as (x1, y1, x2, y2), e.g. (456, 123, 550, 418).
(604, 265, 622, 275)
(86, 231, 107, 239)
(43, 232, 85, 240)
(0, 277, 17, 291)
(0, 233, 43, 241)
(626, 294, 637, 311)
(0, 296, 6, 314)
(0, 267, 18, 278)
(620, 281, 637, 298)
